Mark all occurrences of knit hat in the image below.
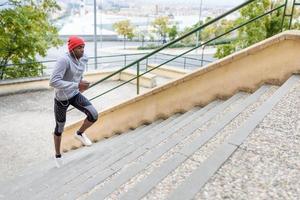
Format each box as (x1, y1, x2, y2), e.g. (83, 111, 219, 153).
(68, 36, 85, 51)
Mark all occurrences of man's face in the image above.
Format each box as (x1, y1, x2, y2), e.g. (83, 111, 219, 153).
(72, 45, 85, 59)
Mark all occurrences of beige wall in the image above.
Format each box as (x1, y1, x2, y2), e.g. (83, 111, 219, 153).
(61, 30, 300, 152)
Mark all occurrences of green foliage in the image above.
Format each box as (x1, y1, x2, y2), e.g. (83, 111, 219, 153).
(176, 20, 205, 46)
(137, 38, 233, 50)
(0, 0, 63, 79)
(215, 0, 288, 59)
(137, 44, 161, 50)
(179, 26, 196, 46)
(4, 61, 43, 78)
(235, 0, 270, 49)
(201, 19, 235, 42)
(215, 44, 235, 59)
(113, 20, 135, 49)
(151, 16, 171, 42)
(178, 20, 203, 46)
(168, 25, 178, 41)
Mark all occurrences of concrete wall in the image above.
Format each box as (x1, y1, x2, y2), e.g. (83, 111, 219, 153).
(61, 30, 300, 152)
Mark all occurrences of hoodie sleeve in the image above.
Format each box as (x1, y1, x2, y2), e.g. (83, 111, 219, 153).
(79, 54, 88, 81)
(49, 57, 78, 90)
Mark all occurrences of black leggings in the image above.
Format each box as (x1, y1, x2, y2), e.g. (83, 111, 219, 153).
(54, 93, 98, 136)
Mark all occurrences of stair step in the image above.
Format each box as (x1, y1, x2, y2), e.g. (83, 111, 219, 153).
(167, 75, 300, 200)
(76, 94, 242, 199)
(117, 85, 270, 200)
(4, 75, 291, 200)
(154, 76, 172, 86)
(6, 100, 216, 199)
(0, 120, 162, 197)
(34, 101, 220, 199)
(142, 85, 278, 200)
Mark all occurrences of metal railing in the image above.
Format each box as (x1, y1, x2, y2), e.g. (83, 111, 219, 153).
(154, 52, 213, 70)
(2, 0, 299, 113)
(81, 0, 299, 108)
(0, 52, 209, 78)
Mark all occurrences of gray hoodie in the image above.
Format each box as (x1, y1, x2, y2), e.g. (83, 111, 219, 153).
(49, 52, 88, 101)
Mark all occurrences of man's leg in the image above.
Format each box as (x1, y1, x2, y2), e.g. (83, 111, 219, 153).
(71, 93, 98, 132)
(54, 99, 69, 156)
(54, 134, 61, 156)
(78, 118, 94, 133)
(71, 93, 98, 145)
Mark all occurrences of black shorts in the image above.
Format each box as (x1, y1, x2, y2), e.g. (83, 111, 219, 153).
(54, 93, 98, 135)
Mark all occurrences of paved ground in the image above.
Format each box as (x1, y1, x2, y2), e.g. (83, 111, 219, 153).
(0, 80, 150, 182)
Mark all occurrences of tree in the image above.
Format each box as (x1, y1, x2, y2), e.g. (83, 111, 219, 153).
(168, 24, 178, 41)
(179, 26, 196, 46)
(215, 0, 287, 59)
(135, 26, 147, 47)
(0, 0, 62, 79)
(176, 20, 206, 47)
(113, 20, 135, 49)
(151, 16, 170, 43)
(201, 18, 234, 42)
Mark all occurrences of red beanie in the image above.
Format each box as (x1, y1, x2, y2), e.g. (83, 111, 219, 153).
(68, 36, 85, 51)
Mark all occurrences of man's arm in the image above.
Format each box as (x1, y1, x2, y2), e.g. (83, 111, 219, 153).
(49, 57, 78, 90)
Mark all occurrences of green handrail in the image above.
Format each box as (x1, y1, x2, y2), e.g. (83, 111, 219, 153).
(87, 0, 257, 91)
(68, 0, 297, 112)
(289, 0, 297, 29)
(145, 4, 286, 75)
(281, 0, 289, 31)
(87, 5, 285, 101)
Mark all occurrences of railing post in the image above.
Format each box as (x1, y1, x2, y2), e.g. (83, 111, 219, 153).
(289, 0, 297, 29)
(201, 45, 206, 67)
(281, 0, 289, 31)
(137, 62, 140, 95)
(124, 55, 127, 67)
(184, 57, 187, 69)
(146, 58, 149, 71)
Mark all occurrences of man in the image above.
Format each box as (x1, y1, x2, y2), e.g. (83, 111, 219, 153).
(49, 36, 98, 168)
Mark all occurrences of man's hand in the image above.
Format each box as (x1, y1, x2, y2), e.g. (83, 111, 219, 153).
(79, 80, 90, 92)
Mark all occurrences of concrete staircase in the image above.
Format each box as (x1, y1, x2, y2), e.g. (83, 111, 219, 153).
(146, 64, 190, 87)
(1, 75, 299, 200)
